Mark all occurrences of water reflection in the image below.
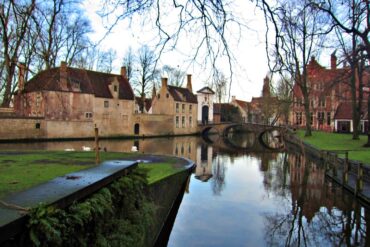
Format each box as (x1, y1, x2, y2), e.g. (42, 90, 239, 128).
(1, 134, 369, 246)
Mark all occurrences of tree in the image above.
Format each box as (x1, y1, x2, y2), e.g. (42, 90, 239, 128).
(259, 0, 329, 136)
(122, 47, 135, 82)
(212, 70, 228, 103)
(0, 0, 36, 107)
(162, 65, 185, 87)
(273, 76, 293, 125)
(134, 46, 158, 112)
(32, 0, 92, 69)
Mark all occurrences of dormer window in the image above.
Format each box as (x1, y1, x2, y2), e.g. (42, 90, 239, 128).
(114, 85, 118, 92)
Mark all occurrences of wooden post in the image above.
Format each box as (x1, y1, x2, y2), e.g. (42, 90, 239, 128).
(343, 151, 348, 185)
(95, 125, 100, 165)
(333, 153, 337, 177)
(356, 163, 364, 195)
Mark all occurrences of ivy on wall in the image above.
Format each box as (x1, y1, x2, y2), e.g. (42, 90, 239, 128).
(24, 168, 154, 247)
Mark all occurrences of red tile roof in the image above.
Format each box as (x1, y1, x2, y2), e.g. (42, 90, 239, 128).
(23, 66, 135, 100)
(168, 85, 198, 103)
(334, 102, 368, 120)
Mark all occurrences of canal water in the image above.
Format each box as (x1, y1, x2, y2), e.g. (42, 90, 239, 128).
(1, 134, 369, 246)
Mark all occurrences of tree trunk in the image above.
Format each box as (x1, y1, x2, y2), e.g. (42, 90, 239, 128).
(365, 96, 370, 147)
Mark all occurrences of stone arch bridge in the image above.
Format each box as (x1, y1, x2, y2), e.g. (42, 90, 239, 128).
(198, 122, 286, 150)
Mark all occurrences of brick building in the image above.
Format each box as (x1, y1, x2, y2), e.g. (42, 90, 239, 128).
(151, 75, 198, 135)
(13, 62, 136, 137)
(291, 54, 369, 132)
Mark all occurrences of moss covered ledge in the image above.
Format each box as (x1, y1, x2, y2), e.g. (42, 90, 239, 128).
(0, 151, 195, 246)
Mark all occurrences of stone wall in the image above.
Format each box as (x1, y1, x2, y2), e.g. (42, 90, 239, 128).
(133, 114, 174, 136)
(0, 117, 45, 140)
(44, 120, 94, 139)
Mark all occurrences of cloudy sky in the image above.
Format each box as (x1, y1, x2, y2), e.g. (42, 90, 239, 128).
(83, 0, 273, 102)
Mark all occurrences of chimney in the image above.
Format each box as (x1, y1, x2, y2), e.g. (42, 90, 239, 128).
(187, 74, 192, 92)
(121, 66, 127, 79)
(331, 52, 337, 70)
(60, 61, 68, 90)
(161, 77, 168, 88)
(18, 62, 26, 94)
(152, 84, 157, 99)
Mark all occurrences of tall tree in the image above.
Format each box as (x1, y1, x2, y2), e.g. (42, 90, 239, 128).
(212, 70, 228, 103)
(260, 0, 329, 136)
(122, 47, 135, 82)
(0, 0, 36, 107)
(162, 65, 185, 87)
(134, 46, 158, 112)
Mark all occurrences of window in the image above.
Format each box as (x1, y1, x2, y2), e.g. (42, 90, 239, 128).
(317, 112, 324, 125)
(310, 112, 313, 125)
(157, 94, 160, 99)
(113, 85, 118, 92)
(310, 99, 315, 108)
(182, 104, 185, 113)
(35, 123, 41, 129)
(176, 116, 179, 128)
(166, 93, 169, 98)
(189, 104, 192, 113)
(327, 112, 331, 125)
(104, 100, 109, 108)
(176, 103, 179, 113)
(319, 98, 326, 107)
(189, 116, 192, 127)
(296, 112, 302, 125)
(85, 112, 93, 118)
(182, 116, 185, 128)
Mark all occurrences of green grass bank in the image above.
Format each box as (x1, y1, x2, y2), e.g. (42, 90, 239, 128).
(296, 130, 370, 164)
(0, 151, 184, 198)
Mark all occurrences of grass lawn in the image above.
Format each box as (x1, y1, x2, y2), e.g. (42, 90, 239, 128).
(0, 151, 185, 198)
(296, 130, 370, 164)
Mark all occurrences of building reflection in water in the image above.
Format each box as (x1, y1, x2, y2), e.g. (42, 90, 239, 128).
(195, 144, 213, 182)
(263, 152, 370, 246)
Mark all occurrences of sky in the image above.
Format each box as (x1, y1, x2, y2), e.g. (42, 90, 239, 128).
(82, 0, 273, 102)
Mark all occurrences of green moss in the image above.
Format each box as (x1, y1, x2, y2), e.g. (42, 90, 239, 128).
(24, 168, 155, 247)
(296, 130, 370, 164)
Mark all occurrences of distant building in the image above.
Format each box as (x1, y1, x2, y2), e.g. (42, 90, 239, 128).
(334, 102, 368, 133)
(151, 75, 198, 135)
(196, 86, 215, 124)
(13, 62, 135, 137)
(230, 97, 248, 123)
(291, 54, 369, 132)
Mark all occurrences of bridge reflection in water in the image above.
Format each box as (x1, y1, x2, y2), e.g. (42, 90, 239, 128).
(1, 132, 369, 246)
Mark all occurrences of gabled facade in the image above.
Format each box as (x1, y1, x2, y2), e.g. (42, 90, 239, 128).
(290, 54, 369, 132)
(197, 86, 215, 124)
(230, 96, 248, 123)
(151, 75, 198, 134)
(14, 62, 135, 137)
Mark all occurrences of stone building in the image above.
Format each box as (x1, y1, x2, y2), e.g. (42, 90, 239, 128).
(196, 86, 215, 124)
(291, 54, 369, 132)
(12, 62, 135, 138)
(151, 75, 198, 135)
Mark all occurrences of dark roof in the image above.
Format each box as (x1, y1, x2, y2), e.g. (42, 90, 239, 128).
(235, 99, 248, 109)
(135, 97, 152, 112)
(213, 103, 234, 114)
(334, 102, 368, 120)
(22, 66, 134, 100)
(196, 86, 215, 94)
(168, 85, 197, 103)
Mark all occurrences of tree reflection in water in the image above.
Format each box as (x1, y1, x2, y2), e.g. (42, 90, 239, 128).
(263, 152, 370, 246)
(211, 155, 227, 195)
